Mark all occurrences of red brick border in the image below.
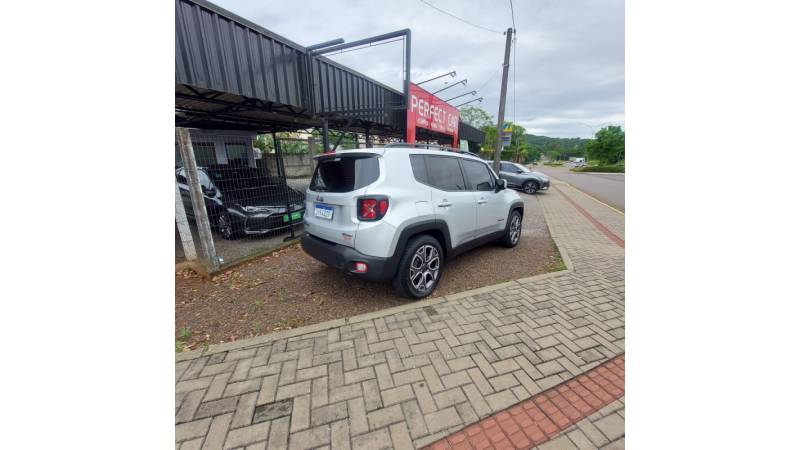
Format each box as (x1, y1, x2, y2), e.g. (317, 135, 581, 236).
(424, 355, 625, 450)
(553, 185, 625, 249)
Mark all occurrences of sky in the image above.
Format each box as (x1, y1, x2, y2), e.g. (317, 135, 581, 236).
(212, 0, 624, 138)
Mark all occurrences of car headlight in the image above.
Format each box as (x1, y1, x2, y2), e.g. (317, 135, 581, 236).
(242, 205, 278, 214)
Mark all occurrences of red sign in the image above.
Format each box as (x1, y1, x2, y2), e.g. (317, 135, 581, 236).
(406, 83, 459, 147)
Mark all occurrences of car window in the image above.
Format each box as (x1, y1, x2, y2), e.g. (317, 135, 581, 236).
(310, 155, 379, 192)
(425, 156, 466, 191)
(500, 163, 515, 172)
(409, 155, 428, 184)
(461, 159, 494, 191)
(512, 163, 530, 173)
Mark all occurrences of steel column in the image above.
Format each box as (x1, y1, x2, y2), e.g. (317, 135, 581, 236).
(273, 133, 296, 240)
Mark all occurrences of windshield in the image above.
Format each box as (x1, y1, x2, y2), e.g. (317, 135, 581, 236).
(206, 167, 280, 190)
(512, 163, 530, 173)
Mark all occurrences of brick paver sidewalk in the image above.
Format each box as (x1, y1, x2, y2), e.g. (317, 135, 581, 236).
(175, 181, 625, 449)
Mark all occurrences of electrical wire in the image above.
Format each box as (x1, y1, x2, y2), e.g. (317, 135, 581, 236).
(512, 30, 516, 127)
(419, 0, 504, 34)
(476, 66, 502, 93)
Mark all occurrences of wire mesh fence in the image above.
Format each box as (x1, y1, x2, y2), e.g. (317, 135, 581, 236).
(175, 129, 316, 269)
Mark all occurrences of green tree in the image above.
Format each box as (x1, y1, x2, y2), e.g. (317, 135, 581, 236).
(460, 106, 494, 128)
(585, 126, 625, 164)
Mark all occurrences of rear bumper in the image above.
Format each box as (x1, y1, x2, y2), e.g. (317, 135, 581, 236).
(301, 233, 395, 282)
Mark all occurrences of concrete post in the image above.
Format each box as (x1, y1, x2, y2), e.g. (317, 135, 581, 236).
(175, 182, 197, 261)
(176, 128, 220, 271)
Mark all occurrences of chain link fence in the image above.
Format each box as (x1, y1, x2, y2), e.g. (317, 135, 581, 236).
(175, 128, 317, 271)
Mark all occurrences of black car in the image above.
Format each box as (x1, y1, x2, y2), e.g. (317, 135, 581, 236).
(176, 165, 305, 239)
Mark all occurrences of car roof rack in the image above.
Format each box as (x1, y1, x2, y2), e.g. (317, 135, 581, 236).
(384, 142, 482, 159)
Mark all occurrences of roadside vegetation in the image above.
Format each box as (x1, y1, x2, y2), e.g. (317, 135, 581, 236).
(572, 164, 624, 173)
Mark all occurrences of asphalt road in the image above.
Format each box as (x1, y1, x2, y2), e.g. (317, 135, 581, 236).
(535, 165, 625, 211)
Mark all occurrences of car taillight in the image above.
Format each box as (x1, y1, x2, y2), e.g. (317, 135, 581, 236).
(357, 196, 389, 221)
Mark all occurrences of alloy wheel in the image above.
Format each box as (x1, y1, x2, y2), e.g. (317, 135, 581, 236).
(408, 244, 440, 292)
(510, 214, 521, 244)
(218, 214, 232, 239)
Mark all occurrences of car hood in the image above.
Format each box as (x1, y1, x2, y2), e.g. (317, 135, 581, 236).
(223, 186, 304, 207)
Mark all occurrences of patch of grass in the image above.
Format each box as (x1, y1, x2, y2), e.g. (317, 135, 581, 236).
(201, 341, 210, 352)
(571, 165, 624, 173)
(547, 236, 567, 272)
(253, 298, 264, 310)
(252, 320, 263, 334)
(179, 326, 193, 340)
(543, 161, 564, 167)
(273, 317, 304, 332)
(175, 341, 185, 353)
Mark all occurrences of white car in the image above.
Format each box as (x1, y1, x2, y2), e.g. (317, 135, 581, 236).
(301, 143, 524, 299)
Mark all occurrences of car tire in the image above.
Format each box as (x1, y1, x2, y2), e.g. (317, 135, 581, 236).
(393, 235, 444, 300)
(523, 180, 539, 194)
(500, 210, 523, 248)
(217, 213, 238, 240)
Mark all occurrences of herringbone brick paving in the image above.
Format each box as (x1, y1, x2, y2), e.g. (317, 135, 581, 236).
(423, 356, 624, 450)
(175, 181, 624, 449)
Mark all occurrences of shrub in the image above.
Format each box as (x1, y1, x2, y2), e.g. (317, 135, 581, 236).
(571, 165, 625, 173)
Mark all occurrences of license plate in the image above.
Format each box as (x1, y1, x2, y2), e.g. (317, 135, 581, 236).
(282, 210, 303, 223)
(314, 204, 334, 220)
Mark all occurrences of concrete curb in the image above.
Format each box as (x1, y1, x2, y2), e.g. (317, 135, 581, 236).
(176, 195, 575, 361)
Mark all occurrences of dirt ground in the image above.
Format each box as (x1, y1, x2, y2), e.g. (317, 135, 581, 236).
(175, 193, 563, 350)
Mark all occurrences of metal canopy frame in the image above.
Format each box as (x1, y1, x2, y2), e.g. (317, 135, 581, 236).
(175, 0, 483, 146)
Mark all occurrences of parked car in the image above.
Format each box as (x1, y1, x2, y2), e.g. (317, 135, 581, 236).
(301, 144, 524, 299)
(497, 161, 550, 194)
(176, 165, 305, 240)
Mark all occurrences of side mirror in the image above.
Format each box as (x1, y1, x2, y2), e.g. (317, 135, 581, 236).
(202, 186, 216, 197)
(516, 170, 524, 174)
(496, 179, 507, 191)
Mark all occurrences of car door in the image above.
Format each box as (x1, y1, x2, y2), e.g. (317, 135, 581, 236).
(498, 162, 520, 188)
(461, 159, 507, 237)
(424, 155, 476, 248)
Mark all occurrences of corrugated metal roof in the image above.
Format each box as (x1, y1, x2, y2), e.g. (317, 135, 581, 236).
(175, 0, 482, 143)
(175, 0, 307, 109)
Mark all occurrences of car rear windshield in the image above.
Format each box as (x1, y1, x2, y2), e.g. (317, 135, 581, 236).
(310, 155, 379, 192)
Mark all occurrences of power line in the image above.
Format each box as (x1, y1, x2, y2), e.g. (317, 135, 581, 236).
(512, 31, 516, 127)
(476, 66, 502, 92)
(419, 0, 503, 34)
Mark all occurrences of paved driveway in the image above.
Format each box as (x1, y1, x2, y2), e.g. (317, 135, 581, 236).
(535, 166, 625, 212)
(175, 182, 625, 449)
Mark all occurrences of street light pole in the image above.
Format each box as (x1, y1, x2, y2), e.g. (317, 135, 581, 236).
(432, 79, 467, 95)
(416, 71, 456, 86)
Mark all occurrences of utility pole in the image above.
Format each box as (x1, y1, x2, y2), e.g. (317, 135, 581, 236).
(492, 28, 514, 173)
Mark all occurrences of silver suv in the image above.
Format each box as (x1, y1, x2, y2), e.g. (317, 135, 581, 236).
(498, 161, 550, 194)
(301, 144, 524, 299)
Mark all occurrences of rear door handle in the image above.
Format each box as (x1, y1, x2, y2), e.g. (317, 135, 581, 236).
(437, 201, 453, 208)
(477, 199, 487, 205)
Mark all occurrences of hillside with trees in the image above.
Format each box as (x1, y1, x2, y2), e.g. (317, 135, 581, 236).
(459, 106, 624, 165)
